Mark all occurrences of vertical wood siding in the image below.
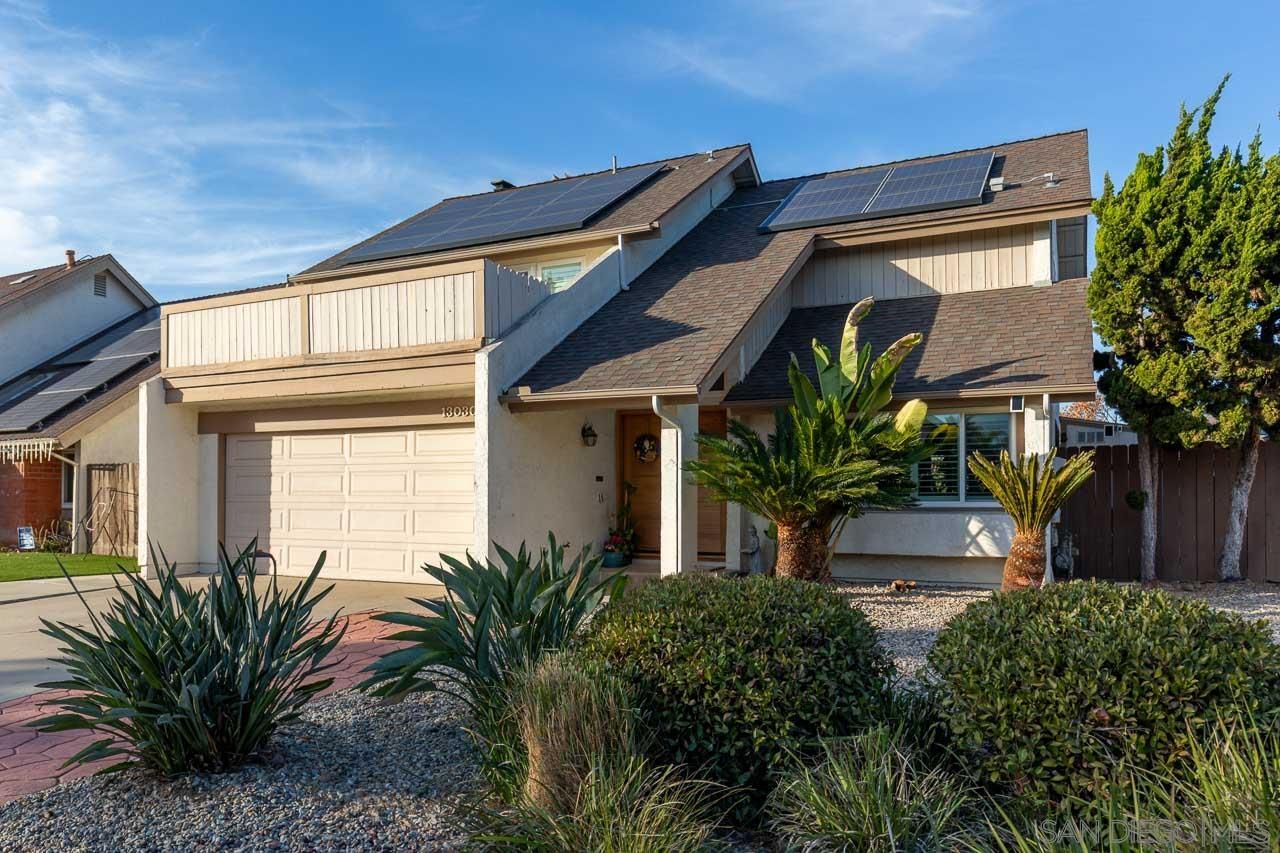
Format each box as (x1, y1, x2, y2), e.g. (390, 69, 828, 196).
(166, 297, 301, 367)
(309, 272, 476, 354)
(792, 223, 1049, 308)
(483, 261, 554, 338)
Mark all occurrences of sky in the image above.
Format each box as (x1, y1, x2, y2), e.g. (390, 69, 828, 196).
(2, 0, 1278, 303)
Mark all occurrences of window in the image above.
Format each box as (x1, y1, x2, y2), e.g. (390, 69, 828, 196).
(507, 257, 585, 292)
(914, 412, 1012, 504)
(61, 461, 75, 508)
(93, 272, 108, 297)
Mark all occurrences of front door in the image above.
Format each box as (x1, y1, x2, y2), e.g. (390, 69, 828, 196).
(618, 411, 727, 557)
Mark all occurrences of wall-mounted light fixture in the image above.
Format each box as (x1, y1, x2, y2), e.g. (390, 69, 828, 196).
(581, 421, 598, 447)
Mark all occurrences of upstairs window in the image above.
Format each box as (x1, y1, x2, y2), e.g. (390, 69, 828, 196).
(508, 257, 585, 292)
(915, 411, 1012, 504)
(93, 272, 108, 297)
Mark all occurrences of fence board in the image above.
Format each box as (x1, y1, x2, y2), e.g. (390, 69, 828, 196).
(1059, 443, 1278, 583)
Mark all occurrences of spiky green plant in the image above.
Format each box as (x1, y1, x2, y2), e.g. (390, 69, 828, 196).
(31, 540, 345, 775)
(966, 449, 1095, 590)
(688, 298, 931, 581)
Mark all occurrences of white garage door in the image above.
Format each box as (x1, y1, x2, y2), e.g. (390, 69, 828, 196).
(224, 425, 474, 582)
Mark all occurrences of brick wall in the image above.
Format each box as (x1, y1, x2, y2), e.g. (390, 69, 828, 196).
(0, 460, 64, 547)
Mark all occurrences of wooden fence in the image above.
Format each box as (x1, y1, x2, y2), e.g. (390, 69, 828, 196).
(1058, 444, 1280, 582)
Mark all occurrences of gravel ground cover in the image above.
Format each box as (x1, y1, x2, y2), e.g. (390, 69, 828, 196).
(0, 689, 478, 852)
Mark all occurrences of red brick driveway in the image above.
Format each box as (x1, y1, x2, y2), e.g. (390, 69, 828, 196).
(0, 611, 404, 803)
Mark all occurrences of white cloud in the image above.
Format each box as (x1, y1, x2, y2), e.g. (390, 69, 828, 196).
(643, 0, 989, 100)
(0, 2, 495, 297)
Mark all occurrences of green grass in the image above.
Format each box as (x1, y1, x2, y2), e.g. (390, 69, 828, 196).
(0, 552, 138, 582)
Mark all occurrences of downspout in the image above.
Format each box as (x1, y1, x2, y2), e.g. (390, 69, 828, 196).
(1042, 392, 1054, 585)
(652, 395, 681, 570)
(618, 234, 629, 291)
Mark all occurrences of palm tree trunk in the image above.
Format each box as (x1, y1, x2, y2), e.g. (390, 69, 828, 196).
(775, 522, 830, 582)
(1002, 530, 1046, 592)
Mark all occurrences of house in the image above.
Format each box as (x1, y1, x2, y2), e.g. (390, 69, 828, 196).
(0, 252, 159, 553)
(1060, 415, 1137, 447)
(140, 131, 1095, 587)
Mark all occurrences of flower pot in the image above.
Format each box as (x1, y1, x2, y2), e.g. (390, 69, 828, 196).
(601, 551, 631, 569)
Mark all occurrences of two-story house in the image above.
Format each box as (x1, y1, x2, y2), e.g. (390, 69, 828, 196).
(0, 252, 159, 553)
(141, 131, 1094, 586)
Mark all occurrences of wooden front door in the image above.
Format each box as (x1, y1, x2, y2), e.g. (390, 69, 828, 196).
(618, 411, 727, 557)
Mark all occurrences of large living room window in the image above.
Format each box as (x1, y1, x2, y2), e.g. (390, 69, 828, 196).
(915, 412, 1011, 504)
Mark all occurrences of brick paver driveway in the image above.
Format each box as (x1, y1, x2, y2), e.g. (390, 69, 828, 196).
(0, 611, 405, 803)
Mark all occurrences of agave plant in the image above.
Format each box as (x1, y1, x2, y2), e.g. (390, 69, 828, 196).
(689, 297, 933, 581)
(967, 449, 1095, 590)
(31, 541, 345, 775)
(361, 534, 623, 706)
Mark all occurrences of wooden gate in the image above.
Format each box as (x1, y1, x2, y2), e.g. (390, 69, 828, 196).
(85, 463, 138, 557)
(1058, 444, 1280, 582)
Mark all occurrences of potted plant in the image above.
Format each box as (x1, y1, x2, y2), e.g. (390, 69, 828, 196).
(602, 482, 637, 568)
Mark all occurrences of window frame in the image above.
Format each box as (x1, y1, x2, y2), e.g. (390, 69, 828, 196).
(61, 460, 75, 509)
(506, 255, 587, 292)
(912, 408, 1014, 508)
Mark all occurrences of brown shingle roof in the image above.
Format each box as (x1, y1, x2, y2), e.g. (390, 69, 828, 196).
(300, 144, 754, 275)
(0, 262, 77, 309)
(513, 130, 1092, 398)
(726, 279, 1096, 403)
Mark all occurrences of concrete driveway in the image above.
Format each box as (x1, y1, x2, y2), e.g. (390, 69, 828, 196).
(0, 573, 441, 703)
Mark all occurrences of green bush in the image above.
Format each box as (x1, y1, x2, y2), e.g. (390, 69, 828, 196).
(577, 574, 893, 810)
(769, 725, 975, 851)
(32, 541, 345, 775)
(927, 581, 1280, 810)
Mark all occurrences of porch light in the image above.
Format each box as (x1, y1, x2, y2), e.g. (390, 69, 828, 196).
(581, 421, 598, 447)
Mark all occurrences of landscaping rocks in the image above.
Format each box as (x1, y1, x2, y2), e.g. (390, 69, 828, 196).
(0, 689, 478, 852)
(836, 582, 992, 679)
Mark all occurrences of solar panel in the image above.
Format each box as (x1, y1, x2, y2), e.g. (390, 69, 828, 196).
(0, 307, 161, 432)
(343, 162, 665, 265)
(762, 152, 995, 233)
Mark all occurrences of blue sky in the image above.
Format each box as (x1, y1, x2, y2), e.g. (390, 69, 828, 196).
(2, 0, 1278, 302)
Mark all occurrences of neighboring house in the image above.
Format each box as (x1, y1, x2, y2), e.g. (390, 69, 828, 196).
(142, 131, 1095, 587)
(1060, 415, 1137, 447)
(0, 252, 159, 553)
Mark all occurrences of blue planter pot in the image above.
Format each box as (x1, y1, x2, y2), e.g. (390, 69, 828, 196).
(601, 551, 631, 569)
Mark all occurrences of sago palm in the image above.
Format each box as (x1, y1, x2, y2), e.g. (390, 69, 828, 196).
(967, 448, 1095, 591)
(689, 298, 932, 582)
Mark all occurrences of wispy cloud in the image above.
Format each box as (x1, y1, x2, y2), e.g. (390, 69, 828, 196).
(0, 2, 492, 297)
(642, 0, 989, 101)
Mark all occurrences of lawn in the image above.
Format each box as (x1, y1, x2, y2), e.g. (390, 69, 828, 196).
(0, 552, 138, 583)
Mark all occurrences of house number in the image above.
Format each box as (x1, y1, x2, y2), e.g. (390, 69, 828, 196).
(442, 405, 475, 418)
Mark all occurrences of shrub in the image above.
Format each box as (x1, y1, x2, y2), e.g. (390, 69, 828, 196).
(769, 725, 976, 851)
(927, 582, 1280, 810)
(577, 574, 893, 810)
(513, 654, 637, 812)
(32, 541, 345, 775)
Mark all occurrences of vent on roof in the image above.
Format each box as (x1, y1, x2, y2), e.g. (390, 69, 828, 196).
(93, 272, 108, 297)
(10, 274, 34, 286)
(491, 179, 515, 191)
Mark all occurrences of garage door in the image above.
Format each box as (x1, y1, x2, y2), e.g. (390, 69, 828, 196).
(224, 425, 474, 582)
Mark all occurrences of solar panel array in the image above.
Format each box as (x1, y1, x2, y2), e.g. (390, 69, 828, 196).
(342, 162, 665, 265)
(0, 307, 160, 432)
(762, 151, 995, 233)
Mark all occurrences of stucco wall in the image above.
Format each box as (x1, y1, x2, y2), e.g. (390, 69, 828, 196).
(0, 266, 146, 385)
(137, 378, 217, 573)
(479, 406, 616, 560)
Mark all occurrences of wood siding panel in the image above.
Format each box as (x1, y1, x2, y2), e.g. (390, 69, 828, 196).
(167, 297, 301, 368)
(309, 272, 476, 354)
(792, 223, 1043, 308)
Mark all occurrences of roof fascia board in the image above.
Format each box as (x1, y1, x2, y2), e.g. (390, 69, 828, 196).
(96, 254, 158, 307)
(816, 200, 1093, 249)
(726, 382, 1098, 411)
(501, 385, 700, 412)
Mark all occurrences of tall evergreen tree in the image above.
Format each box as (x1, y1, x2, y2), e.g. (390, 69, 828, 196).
(1091, 77, 1280, 581)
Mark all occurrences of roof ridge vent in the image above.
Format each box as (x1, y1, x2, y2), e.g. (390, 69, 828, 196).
(491, 179, 515, 192)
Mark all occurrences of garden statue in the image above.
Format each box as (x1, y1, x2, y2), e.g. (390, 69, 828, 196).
(743, 524, 766, 575)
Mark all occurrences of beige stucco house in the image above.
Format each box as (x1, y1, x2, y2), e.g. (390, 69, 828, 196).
(140, 131, 1096, 587)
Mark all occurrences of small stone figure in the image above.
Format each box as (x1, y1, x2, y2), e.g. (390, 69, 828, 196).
(743, 524, 766, 575)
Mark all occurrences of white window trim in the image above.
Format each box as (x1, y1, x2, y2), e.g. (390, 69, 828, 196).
(913, 408, 1012, 509)
(60, 460, 75, 509)
(506, 255, 587, 292)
